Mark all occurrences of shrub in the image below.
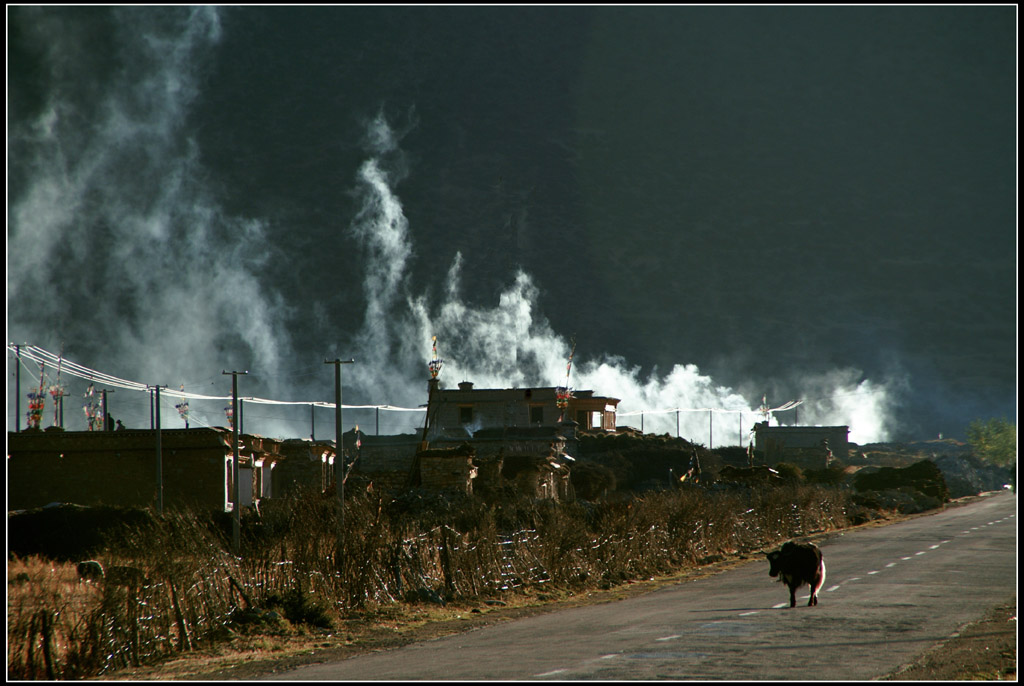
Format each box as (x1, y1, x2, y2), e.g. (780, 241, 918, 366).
(804, 464, 847, 486)
(266, 587, 333, 629)
(774, 463, 804, 483)
(967, 417, 1016, 467)
(570, 462, 617, 500)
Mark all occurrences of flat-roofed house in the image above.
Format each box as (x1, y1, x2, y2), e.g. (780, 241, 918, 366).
(432, 381, 619, 433)
(752, 422, 850, 464)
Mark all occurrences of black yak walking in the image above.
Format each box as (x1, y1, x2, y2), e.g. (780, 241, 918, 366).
(766, 541, 826, 607)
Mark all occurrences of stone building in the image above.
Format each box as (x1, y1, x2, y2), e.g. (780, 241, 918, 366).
(752, 422, 850, 464)
(346, 423, 578, 500)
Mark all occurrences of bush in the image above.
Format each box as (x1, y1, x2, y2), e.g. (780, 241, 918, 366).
(854, 459, 950, 503)
(570, 462, 617, 500)
(804, 464, 847, 487)
(774, 463, 804, 483)
(967, 417, 1016, 467)
(7, 504, 157, 561)
(266, 587, 333, 629)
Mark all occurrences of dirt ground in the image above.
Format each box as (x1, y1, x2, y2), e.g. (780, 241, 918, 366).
(103, 560, 1016, 682)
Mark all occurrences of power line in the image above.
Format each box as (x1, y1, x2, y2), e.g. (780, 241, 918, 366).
(10, 343, 828, 422)
(8, 344, 425, 413)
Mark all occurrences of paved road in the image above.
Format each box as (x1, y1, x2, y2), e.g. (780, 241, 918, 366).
(270, 491, 1016, 681)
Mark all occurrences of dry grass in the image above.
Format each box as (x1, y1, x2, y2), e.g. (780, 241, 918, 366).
(8, 483, 858, 680)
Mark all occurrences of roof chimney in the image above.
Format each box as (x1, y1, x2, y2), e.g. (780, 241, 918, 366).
(458, 381, 474, 391)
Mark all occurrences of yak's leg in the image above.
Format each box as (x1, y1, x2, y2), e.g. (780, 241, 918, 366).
(809, 560, 826, 606)
(789, 585, 798, 608)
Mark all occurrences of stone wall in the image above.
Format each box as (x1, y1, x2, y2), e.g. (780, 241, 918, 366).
(6, 428, 319, 511)
(7, 429, 229, 511)
(418, 445, 478, 495)
(753, 423, 850, 461)
(274, 438, 336, 496)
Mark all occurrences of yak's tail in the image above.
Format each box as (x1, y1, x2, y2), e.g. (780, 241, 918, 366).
(813, 558, 827, 595)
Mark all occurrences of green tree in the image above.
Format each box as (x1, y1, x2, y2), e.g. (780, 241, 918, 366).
(966, 417, 1017, 466)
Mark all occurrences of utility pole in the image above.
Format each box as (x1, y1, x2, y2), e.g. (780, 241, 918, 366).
(151, 385, 166, 514)
(101, 389, 115, 431)
(223, 370, 248, 556)
(13, 344, 20, 433)
(324, 358, 354, 572)
(55, 391, 70, 429)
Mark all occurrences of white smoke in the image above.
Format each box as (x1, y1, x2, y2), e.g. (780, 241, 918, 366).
(342, 116, 901, 445)
(8, 8, 294, 431)
(779, 371, 905, 445)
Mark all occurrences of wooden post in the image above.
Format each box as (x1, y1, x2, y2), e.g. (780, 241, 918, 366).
(155, 385, 163, 513)
(709, 409, 713, 450)
(324, 359, 354, 572)
(223, 371, 248, 555)
(13, 344, 20, 433)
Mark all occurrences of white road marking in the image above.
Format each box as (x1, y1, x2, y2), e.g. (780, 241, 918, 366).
(738, 611, 759, 616)
(929, 544, 941, 549)
(915, 551, 927, 556)
(886, 562, 898, 568)
(535, 669, 568, 677)
(826, 585, 841, 592)
(868, 570, 880, 575)
(656, 635, 681, 641)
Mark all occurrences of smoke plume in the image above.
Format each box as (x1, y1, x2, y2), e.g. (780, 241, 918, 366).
(341, 116, 900, 444)
(8, 8, 295, 430)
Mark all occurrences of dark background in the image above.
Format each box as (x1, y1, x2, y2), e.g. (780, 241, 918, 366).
(7, 6, 1016, 441)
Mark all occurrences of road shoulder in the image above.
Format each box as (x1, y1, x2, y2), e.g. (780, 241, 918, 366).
(882, 598, 1016, 681)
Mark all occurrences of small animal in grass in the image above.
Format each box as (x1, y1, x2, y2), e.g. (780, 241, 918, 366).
(766, 541, 826, 607)
(76, 560, 105, 581)
(77, 560, 150, 587)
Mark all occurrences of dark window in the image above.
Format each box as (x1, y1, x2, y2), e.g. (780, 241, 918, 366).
(530, 406, 544, 424)
(459, 406, 473, 424)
